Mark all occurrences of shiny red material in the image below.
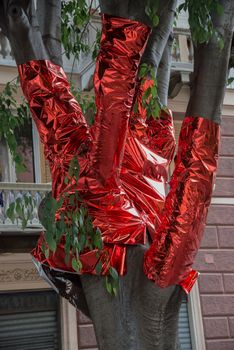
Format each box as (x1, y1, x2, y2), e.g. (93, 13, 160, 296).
(19, 14, 151, 276)
(18, 14, 219, 294)
(144, 116, 220, 291)
(121, 78, 176, 236)
(18, 60, 92, 200)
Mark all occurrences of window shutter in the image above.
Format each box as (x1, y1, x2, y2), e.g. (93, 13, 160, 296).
(0, 291, 61, 350)
(178, 296, 192, 350)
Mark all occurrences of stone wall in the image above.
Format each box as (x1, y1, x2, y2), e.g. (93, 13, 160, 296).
(77, 311, 98, 350)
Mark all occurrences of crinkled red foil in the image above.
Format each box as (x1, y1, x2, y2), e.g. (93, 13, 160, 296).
(144, 116, 220, 292)
(18, 14, 151, 276)
(18, 60, 92, 200)
(121, 78, 176, 237)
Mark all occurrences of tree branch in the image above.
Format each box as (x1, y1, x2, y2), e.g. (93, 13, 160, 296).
(156, 33, 174, 106)
(99, 0, 151, 26)
(0, 0, 48, 64)
(141, 0, 177, 72)
(186, 0, 234, 124)
(37, 0, 62, 66)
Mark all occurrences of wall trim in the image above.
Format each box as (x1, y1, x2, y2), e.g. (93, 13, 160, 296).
(188, 282, 206, 350)
(61, 299, 79, 350)
(211, 197, 234, 205)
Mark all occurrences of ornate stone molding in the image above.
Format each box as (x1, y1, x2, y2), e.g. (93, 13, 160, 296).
(0, 267, 40, 283)
(0, 253, 48, 290)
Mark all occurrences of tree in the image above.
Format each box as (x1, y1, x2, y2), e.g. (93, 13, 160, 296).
(0, 1, 234, 349)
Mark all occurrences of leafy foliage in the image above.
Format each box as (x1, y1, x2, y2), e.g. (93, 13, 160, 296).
(61, 0, 90, 59)
(6, 156, 119, 295)
(61, 0, 100, 60)
(178, 0, 224, 47)
(0, 80, 30, 172)
(92, 28, 101, 60)
(134, 63, 162, 119)
(6, 194, 36, 229)
(70, 85, 96, 125)
(145, 0, 160, 27)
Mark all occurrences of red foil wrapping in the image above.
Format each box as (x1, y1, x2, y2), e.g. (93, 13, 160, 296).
(18, 60, 92, 199)
(18, 14, 151, 276)
(144, 116, 220, 292)
(121, 78, 176, 236)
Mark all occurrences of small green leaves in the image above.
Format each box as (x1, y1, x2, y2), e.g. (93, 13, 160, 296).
(61, 0, 100, 61)
(137, 63, 162, 120)
(105, 267, 119, 296)
(0, 79, 30, 172)
(95, 262, 102, 275)
(145, 0, 160, 28)
(6, 194, 36, 229)
(70, 85, 96, 126)
(45, 230, 57, 252)
(139, 63, 149, 78)
(178, 1, 224, 47)
(61, 0, 90, 59)
(72, 257, 83, 272)
(68, 156, 80, 181)
(92, 29, 101, 60)
(227, 77, 234, 86)
(5, 156, 119, 296)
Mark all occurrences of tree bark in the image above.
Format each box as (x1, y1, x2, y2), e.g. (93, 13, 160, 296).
(157, 34, 174, 106)
(81, 245, 183, 350)
(186, 0, 234, 124)
(37, 0, 62, 66)
(0, 0, 49, 64)
(0, 0, 62, 65)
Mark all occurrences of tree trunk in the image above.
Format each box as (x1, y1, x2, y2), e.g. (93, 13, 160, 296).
(81, 245, 183, 350)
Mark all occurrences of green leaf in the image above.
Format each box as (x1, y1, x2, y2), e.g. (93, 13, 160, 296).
(45, 231, 57, 252)
(6, 203, 16, 222)
(72, 257, 82, 272)
(217, 36, 224, 50)
(152, 14, 159, 27)
(139, 63, 149, 78)
(95, 262, 102, 275)
(109, 267, 118, 281)
(227, 77, 234, 86)
(44, 248, 50, 259)
(105, 276, 113, 295)
(143, 87, 152, 102)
